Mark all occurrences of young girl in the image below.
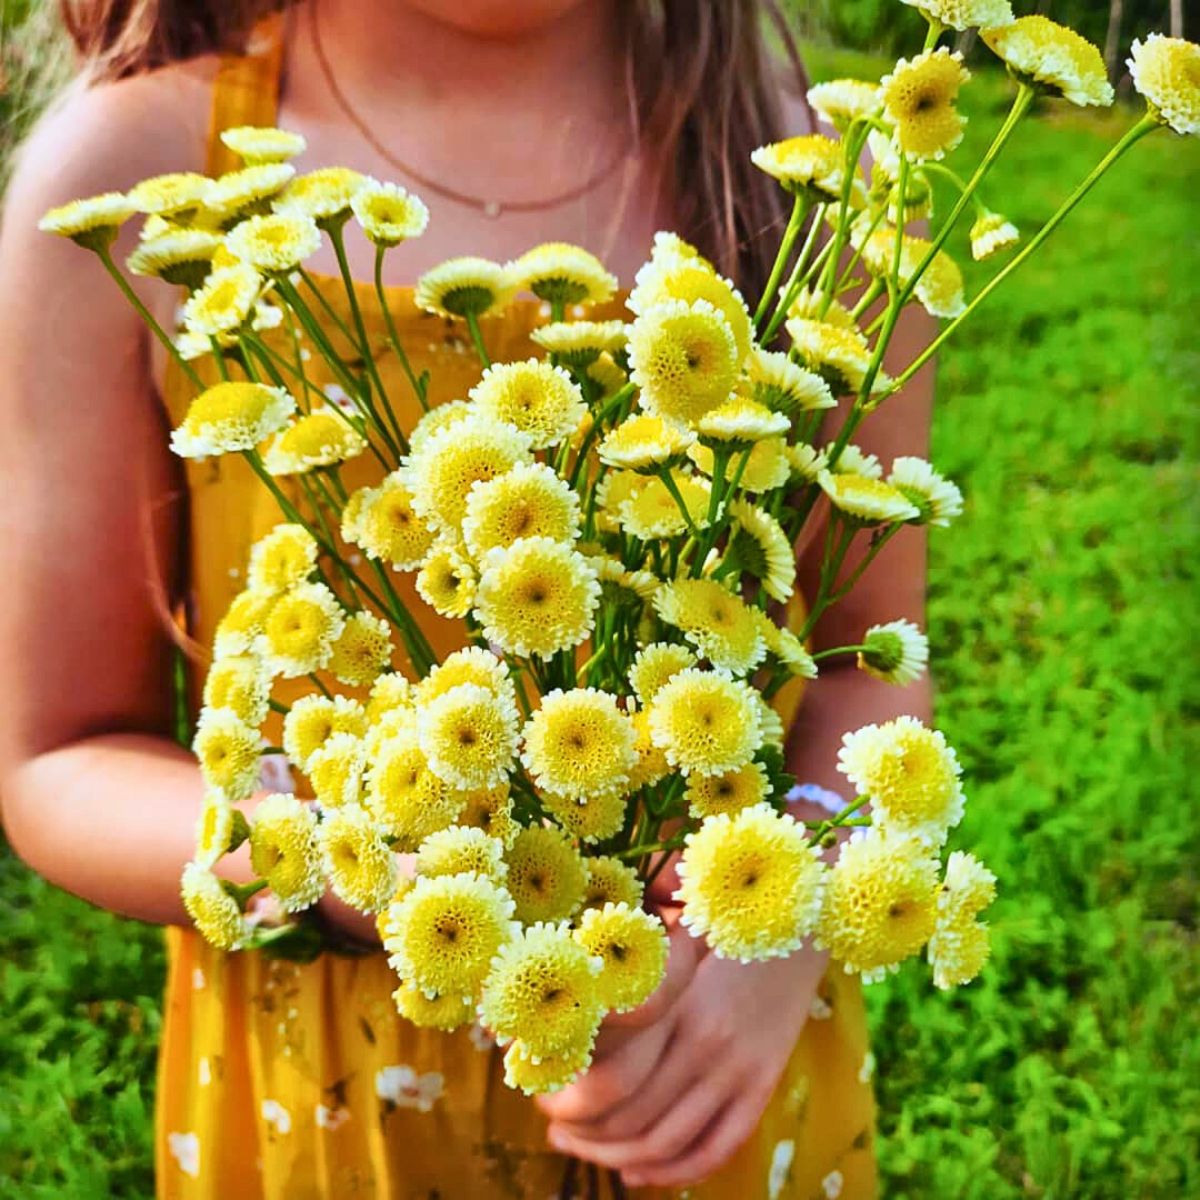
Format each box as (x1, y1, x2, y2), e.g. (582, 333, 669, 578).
(0, 1, 934, 1195)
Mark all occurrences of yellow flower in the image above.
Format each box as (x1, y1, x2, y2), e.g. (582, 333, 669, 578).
(860, 229, 966, 319)
(504, 826, 587, 925)
(696, 397, 789, 448)
(628, 708, 672, 789)
(403, 414, 533, 533)
(982, 16, 1114, 108)
(416, 541, 477, 619)
(685, 760, 769, 819)
(127, 172, 210, 218)
(273, 167, 366, 223)
(38, 192, 136, 250)
(521, 689, 637, 802)
(627, 300, 740, 429)
(630, 642, 697, 706)
(416, 647, 516, 708)
(202, 653, 272, 726)
(629, 258, 753, 364)
(462, 462, 580, 559)
(342, 474, 436, 571)
(414, 256, 516, 319)
(329, 610, 393, 686)
(194, 792, 249, 867)
(126, 229, 221, 286)
(817, 829, 939, 981)
(364, 709, 418, 760)
(306, 731, 366, 808)
(838, 717, 963, 845)
(459, 785, 520, 848)
(588, 351, 629, 397)
(367, 672, 415, 723)
(582, 857, 644, 912)
(248, 793, 323, 912)
(573, 903, 668, 1013)
(475, 538, 599, 660)
(503, 1039, 592, 1096)
(726, 500, 795, 604)
(205, 163, 295, 223)
(969, 212, 1019, 260)
(786, 318, 880, 396)
(213, 587, 278, 658)
(246, 524, 318, 593)
(258, 582, 345, 677)
(677, 803, 825, 961)
(541, 788, 627, 845)
(170, 380, 293, 459)
(470, 360, 587, 450)
(762, 621, 819, 680)
(530, 320, 627, 368)
(889, 456, 963, 526)
(282, 694, 366, 770)
(807, 79, 882, 130)
(479, 922, 604, 1058)
(752, 691, 786, 750)
(225, 212, 321, 272)
(511, 242, 618, 307)
(409, 399, 474, 453)
(181, 263, 263, 339)
(653, 579, 767, 675)
(417, 683, 520, 791)
(318, 805, 398, 912)
(744, 349, 835, 418)
(929, 851, 997, 987)
(392, 980, 474, 1031)
(786, 443, 828, 486)
(648, 668, 760, 776)
(384, 872, 516, 1000)
(750, 134, 849, 202)
(649, 230, 704, 265)
(193, 708, 261, 800)
(219, 125, 306, 164)
(690, 437, 792, 494)
(881, 49, 971, 162)
(832, 443, 883, 479)
(858, 618, 928, 686)
(1129, 35, 1200, 136)
(416, 825, 509, 886)
(899, 0, 1013, 31)
(367, 728, 467, 851)
(351, 178, 430, 245)
(617, 472, 711, 541)
(818, 471, 920, 525)
(181, 863, 247, 950)
(598, 414, 696, 473)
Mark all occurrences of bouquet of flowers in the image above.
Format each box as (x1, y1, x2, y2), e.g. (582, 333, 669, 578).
(40, 2, 1198, 1097)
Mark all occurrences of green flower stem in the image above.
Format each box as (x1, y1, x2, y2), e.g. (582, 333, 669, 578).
(279, 304, 313, 413)
(806, 795, 871, 840)
(300, 473, 362, 608)
(374, 245, 429, 414)
(754, 193, 812, 332)
(816, 120, 874, 318)
(850, 278, 885, 321)
(922, 15, 945, 51)
(798, 517, 857, 640)
(836, 204, 887, 294)
(367, 557, 437, 678)
(656, 467, 701, 538)
(615, 834, 687, 862)
(568, 382, 637, 489)
(465, 311, 491, 368)
(268, 698, 291, 715)
(307, 673, 334, 700)
(762, 202, 830, 343)
(223, 878, 269, 909)
(919, 161, 985, 217)
(209, 338, 231, 381)
(237, 333, 288, 391)
(811, 643, 872, 661)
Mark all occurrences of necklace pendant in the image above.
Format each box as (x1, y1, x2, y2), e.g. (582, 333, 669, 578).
(482, 199, 502, 219)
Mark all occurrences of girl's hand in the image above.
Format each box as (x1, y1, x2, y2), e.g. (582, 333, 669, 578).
(538, 919, 827, 1190)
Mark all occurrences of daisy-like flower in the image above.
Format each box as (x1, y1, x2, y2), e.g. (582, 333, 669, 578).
(475, 538, 600, 660)
(257, 581, 346, 677)
(750, 134, 849, 203)
(685, 760, 770, 819)
(193, 708, 261, 800)
(416, 540, 477, 619)
(981, 16, 1114, 108)
(541, 788, 627, 845)
(329, 610, 393, 686)
(762, 622, 819, 680)
(628, 258, 753, 364)
(629, 642, 697, 706)
(587, 351, 629, 396)
(225, 212, 321, 274)
(127, 172, 210, 218)
(690, 437, 792, 494)
(859, 229, 967, 319)
(341, 474, 436, 571)
(367, 672, 415, 722)
(272, 167, 366, 224)
(899, 0, 1013, 31)
(194, 792, 249, 867)
(416, 646, 515, 707)
(417, 683, 520, 791)
(384, 872, 516, 1001)
(1129, 35, 1200, 136)
(818, 471, 920, 525)
(653, 579, 767, 675)
(470, 360, 587, 450)
(648, 668, 761, 777)
(786, 318, 880, 396)
(479, 921, 604, 1058)
(202, 653, 272, 727)
(726, 500, 796, 603)
(392, 980, 474, 1031)
(213, 588, 278, 659)
(414, 256, 516, 319)
(881, 49, 971, 162)
(351, 179, 431, 245)
(462, 462, 579, 563)
(807, 79, 882, 130)
(402, 414, 533, 533)
(306, 731, 367, 809)
(816, 828, 940, 981)
(458, 784, 520, 848)
(409, 399, 474, 453)
(573, 903, 668, 1014)
(282, 694, 366, 770)
(503, 1039, 593, 1096)
(744, 349, 835, 419)
(319, 805, 398, 912)
(181, 263, 263, 339)
(264, 407, 367, 475)
(627, 299, 740, 429)
(522, 689, 637, 802)
(696, 396, 789, 448)
(510, 242, 618, 307)
(676, 803, 826, 961)
(888, 456, 964, 526)
(628, 708, 672, 789)
(753, 692, 786, 750)
(504, 826, 587, 925)
(126, 229, 221, 287)
(838, 716, 964, 845)
(582, 857, 644, 912)
(204, 163, 295, 223)
(969, 212, 1020, 261)
(530, 320, 627, 369)
(367, 728, 468, 850)
(416, 825, 509, 886)
(220, 125, 307, 164)
(832, 444, 884, 480)
(38, 192, 136, 251)
(617, 472, 711, 541)
(857, 619, 929, 687)
(598, 414, 696, 473)
(787, 442, 829, 485)
(248, 793, 323, 912)
(181, 862, 247, 950)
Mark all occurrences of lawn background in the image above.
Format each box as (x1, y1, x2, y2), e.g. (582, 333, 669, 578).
(1, 5, 1197, 1197)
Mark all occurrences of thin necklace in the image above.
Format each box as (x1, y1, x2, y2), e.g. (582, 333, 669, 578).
(308, 1, 636, 219)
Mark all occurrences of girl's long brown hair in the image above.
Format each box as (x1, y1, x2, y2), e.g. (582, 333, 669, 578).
(58, 0, 813, 300)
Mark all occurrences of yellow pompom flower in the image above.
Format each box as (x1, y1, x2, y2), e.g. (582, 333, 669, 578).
(831, 443, 884, 480)
(630, 642, 697, 706)
(367, 728, 468, 850)
(628, 299, 740, 429)
(750, 134, 848, 202)
(220, 125, 306, 164)
(752, 692, 786, 750)
(521, 689, 637, 802)
(787, 443, 829, 486)
(817, 829, 940, 981)
(648, 668, 760, 777)
(818, 471, 921, 525)
(342, 474, 436, 571)
(202, 653, 272, 727)
(857, 618, 929, 687)
(351, 179, 430, 245)
(676, 803, 825, 961)
(38, 192, 136, 251)
(690, 436, 792, 494)
(807, 79, 882, 130)
(881, 49, 971, 162)
(459, 785, 520, 848)
(193, 708, 261, 800)
(695, 397, 789, 448)
(475, 538, 600, 660)
(246, 524, 318, 593)
(264, 407, 368, 475)
(838, 716, 964, 845)
(273, 167, 366, 224)
(403, 414, 532, 533)
(588, 351, 629, 397)
(414, 256, 516, 319)
(205, 162, 295, 223)
(786, 317, 880, 396)
(573, 903, 668, 1013)
(384, 872, 516, 1000)
(479, 922, 604, 1058)
(685, 760, 770, 819)
(469, 360, 587, 450)
(213, 588, 278, 658)
(969, 212, 1020, 260)
(128, 172, 210, 218)
(318, 805, 398, 912)
(762, 621, 819, 680)
(328, 610, 393, 686)
(530, 320, 627, 368)
(363, 707, 418, 759)
(629, 258, 753, 364)
(462, 463, 580, 559)
(504, 826, 587, 925)
(628, 708, 672, 789)
(860, 229, 966, 319)
(726, 500, 796, 604)
(392, 980, 474, 1031)
(416, 647, 515, 708)
(181, 863, 247, 950)
(744, 349, 835, 418)
(257, 581, 345, 677)
(598, 414, 696, 473)
(282, 694, 366, 769)
(305, 731, 366, 809)
(982, 16, 1114, 108)
(367, 672, 415, 723)
(617, 472, 711, 541)
(416, 541, 477, 619)
(417, 683, 520, 791)
(126, 229, 221, 287)
(511, 242, 618, 307)
(181, 263, 263, 338)
(653, 579, 767, 675)
(899, 0, 1013, 31)
(248, 793, 323, 912)
(1129, 35, 1200, 136)
(170, 380, 293, 458)
(225, 211, 321, 272)
(194, 792, 249, 867)
(582, 857, 644, 911)
(503, 1039, 592, 1096)
(416, 825, 509, 886)
(541, 788, 627, 845)
(929, 852, 997, 988)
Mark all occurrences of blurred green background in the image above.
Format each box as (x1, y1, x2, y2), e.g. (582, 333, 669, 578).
(2, 1, 1197, 1196)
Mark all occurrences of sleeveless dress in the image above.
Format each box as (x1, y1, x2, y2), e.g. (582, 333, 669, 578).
(153, 17, 877, 1198)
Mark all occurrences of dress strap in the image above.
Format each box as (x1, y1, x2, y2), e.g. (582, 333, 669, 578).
(204, 10, 287, 176)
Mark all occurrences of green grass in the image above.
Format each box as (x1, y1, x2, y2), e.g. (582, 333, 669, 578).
(1, 43, 1197, 1200)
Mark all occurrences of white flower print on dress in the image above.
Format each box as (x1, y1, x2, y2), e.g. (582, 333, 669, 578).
(375, 1064, 444, 1112)
(316, 1103, 351, 1132)
(198, 1057, 211, 1087)
(858, 1051, 876, 1084)
(767, 1138, 795, 1199)
(822, 1168, 845, 1198)
(168, 1131, 200, 1178)
(809, 994, 833, 1020)
(192, 967, 206, 990)
(257, 751, 296, 794)
(468, 1022, 496, 1052)
(261, 1099, 292, 1134)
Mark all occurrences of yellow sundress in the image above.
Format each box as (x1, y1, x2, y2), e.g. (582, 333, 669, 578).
(153, 17, 877, 1198)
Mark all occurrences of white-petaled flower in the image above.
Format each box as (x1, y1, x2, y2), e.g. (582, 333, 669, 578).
(727, 500, 795, 603)
(888, 456, 963, 526)
(181, 263, 263, 338)
(858, 620, 929, 686)
(417, 682, 520, 791)
(744, 349, 836, 417)
(818, 470, 920, 525)
(219, 126, 307, 164)
(969, 212, 1020, 261)
(832, 444, 884, 480)
(414, 256, 516, 319)
(37, 192, 136, 249)
(899, 0, 1014, 33)
(1128, 35, 1200, 137)
(807, 79, 882, 129)
(351, 178, 431, 245)
(225, 212, 322, 273)
(981, 16, 1114, 108)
